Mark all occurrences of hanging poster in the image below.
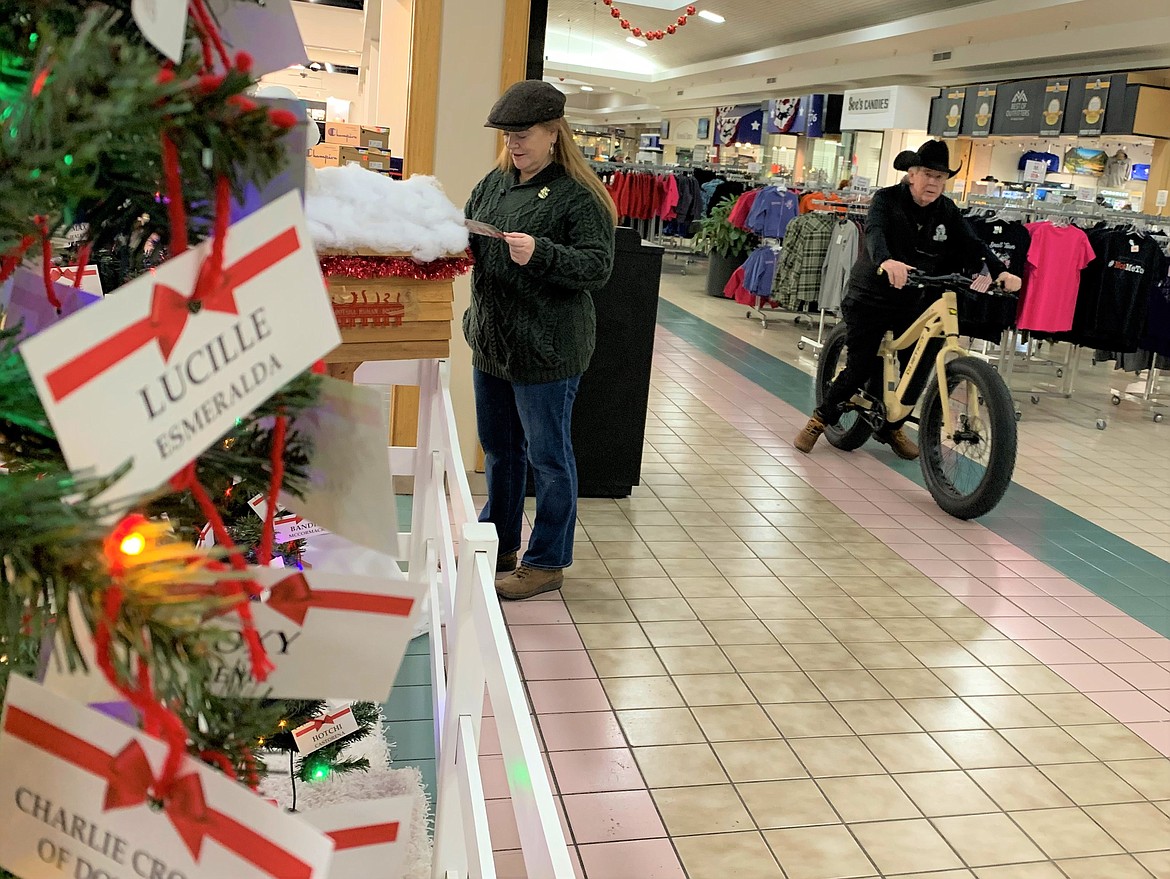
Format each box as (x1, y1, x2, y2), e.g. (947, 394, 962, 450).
(991, 79, 1045, 135)
(792, 94, 826, 138)
(1039, 78, 1070, 137)
(941, 89, 965, 138)
(766, 98, 801, 135)
(1079, 78, 1111, 136)
(714, 104, 765, 146)
(970, 85, 997, 137)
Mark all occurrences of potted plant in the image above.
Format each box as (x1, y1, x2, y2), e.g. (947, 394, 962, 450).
(695, 195, 756, 297)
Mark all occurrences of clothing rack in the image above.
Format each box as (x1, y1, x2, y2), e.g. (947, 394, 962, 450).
(963, 196, 1170, 426)
(797, 199, 869, 355)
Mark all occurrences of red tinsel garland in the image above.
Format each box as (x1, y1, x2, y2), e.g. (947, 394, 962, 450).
(318, 252, 474, 281)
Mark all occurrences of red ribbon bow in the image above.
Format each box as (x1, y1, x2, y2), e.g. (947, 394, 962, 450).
(266, 573, 416, 627)
(294, 709, 351, 736)
(105, 741, 210, 859)
(45, 226, 300, 403)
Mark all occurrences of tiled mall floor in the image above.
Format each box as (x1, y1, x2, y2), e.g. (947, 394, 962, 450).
(483, 270, 1170, 879)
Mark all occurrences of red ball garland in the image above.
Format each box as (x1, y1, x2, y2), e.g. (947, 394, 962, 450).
(605, 5, 695, 39)
(610, 7, 620, 16)
(318, 253, 474, 282)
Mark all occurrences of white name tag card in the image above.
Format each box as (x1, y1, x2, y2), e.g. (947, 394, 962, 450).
(300, 798, 415, 879)
(0, 676, 335, 879)
(20, 193, 341, 501)
(292, 708, 359, 755)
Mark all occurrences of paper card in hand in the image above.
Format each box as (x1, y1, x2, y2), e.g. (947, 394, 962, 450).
(466, 219, 506, 238)
(0, 675, 336, 879)
(19, 192, 341, 502)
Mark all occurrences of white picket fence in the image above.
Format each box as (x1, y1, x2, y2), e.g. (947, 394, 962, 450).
(355, 359, 574, 879)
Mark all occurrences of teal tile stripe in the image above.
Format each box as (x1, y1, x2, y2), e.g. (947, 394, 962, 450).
(657, 298, 1170, 637)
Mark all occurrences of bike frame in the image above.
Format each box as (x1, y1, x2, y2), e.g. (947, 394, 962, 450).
(860, 288, 966, 435)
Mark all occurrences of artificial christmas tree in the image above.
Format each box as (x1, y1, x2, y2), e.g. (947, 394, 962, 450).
(0, 4, 425, 878)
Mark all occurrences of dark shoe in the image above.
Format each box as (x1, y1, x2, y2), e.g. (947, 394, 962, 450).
(496, 550, 518, 574)
(877, 427, 920, 461)
(496, 565, 564, 601)
(794, 415, 826, 454)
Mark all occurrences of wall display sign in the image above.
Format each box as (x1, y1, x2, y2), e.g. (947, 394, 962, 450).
(1079, 78, 1111, 136)
(941, 89, 965, 138)
(766, 98, 801, 135)
(798, 94, 827, 138)
(1075, 186, 1096, 202)
(1039, 78, 1070, 136)
(1022, 160, 1048, 184)
(970, 85, 997, 137)
(714, 104, 765, 146)
(1156, 190, 1168, 209)
(991, 79, 1045, 135)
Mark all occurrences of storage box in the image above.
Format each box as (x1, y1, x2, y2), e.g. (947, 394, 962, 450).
(308, 144, 365, 168)
(323, 271, 454, 364)
(324, 123, 391, 150)
(363, 148, 394, 172)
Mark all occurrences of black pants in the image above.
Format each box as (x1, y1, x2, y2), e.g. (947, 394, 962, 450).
(818, 297, 927, 428)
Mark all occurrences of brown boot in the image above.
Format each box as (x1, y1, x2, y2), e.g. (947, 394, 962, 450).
(496, 550, 518, 574)
(496, 565, 565, 601)
(877, 427, 919, 461)
(794, 415, 827, 454)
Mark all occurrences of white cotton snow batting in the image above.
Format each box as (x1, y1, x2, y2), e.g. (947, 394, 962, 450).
(305, 165, 470, 261)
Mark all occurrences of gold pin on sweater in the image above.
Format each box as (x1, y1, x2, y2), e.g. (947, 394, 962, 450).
(538, 187, 551, 199)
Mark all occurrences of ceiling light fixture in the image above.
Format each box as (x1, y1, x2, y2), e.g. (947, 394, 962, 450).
(580, 85, 594, 91)
(626, 36, 647, 47)
(697, 9, 725, 23)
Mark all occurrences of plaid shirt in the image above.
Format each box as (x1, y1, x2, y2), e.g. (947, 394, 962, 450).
(772, 211, 836, 309)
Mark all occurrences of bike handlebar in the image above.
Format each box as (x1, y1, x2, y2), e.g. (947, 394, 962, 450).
(902, 271, 1016, 296)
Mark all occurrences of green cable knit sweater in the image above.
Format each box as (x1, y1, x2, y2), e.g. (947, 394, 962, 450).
(463, 162, 615, 385)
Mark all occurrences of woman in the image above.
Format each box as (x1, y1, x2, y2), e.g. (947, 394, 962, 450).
(464, 80, 617, 601)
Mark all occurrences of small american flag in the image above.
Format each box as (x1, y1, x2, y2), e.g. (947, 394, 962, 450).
(969, 265, 993, 293)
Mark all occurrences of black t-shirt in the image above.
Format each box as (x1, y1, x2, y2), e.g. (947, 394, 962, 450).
(970, 218, 1032, 275)
(1068, 229, 1167, 352)
(1143, 269, 1170, 358)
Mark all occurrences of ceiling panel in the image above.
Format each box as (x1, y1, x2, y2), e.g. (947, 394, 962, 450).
(547, 0, 995, 69)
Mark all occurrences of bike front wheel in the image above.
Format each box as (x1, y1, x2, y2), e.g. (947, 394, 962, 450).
(918, 356, 1017, 519)
(815, 323, 874, 451)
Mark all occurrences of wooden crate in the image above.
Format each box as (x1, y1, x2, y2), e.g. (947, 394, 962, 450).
(323, 273, 454, 366)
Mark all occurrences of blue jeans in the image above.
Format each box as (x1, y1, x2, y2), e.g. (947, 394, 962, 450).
(473, 369, 581, 570)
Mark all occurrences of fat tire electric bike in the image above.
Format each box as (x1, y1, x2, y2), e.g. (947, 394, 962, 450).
(815, 272, 1018, 520)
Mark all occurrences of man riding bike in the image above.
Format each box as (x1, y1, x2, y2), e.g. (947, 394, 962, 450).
(794, 140, 1023, 459)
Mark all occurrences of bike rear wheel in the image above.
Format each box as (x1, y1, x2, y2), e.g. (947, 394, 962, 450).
(919, 356, 1017, 519)
(815, 323, 873, 451)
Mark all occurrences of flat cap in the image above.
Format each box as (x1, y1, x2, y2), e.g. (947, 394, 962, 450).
(484, 81, 566, 132)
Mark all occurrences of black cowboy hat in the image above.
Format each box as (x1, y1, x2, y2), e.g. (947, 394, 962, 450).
(892, 140, 962, 178)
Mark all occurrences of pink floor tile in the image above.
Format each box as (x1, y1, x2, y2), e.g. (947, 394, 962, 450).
(1012, 597, 1084, 617)
(480, 754, 514, 799)
(1133, 639, 1170, 661)
(960, 560, 1020, 578)
(1015, 639, 1093, 664)
(1149, 691, 1170, 711)
(527, 678, 612, 714)
(984, 579, 1049, 598)
(1037, 616, 1112, 639)
(912, 559, 972, 578)
(509, 625, 585, 652)
(1054, 663, 1134, 692)
(1128, 722, 1170, 757)
(562, 790, 667, 844)
(540, 712, 628, 752)
(550, 747, 644, 794)
(519, 651, 599, 681)
(493, 847, 586, 879)
(956, 595, 1025, 616)
(1089, 617, 1165, 638)
(990, 618, 1061, 640)
(1106, 663, 1170, 690)
(1090, 690, 1170, 723)
(1071, 639, 1152, 663)
(1057, 596, 1127, 616)
(1004, 560, 1061, 578)
(578, 839, 687, 879)
(503, 600, 575, 626)
(1032, 579, 1094, 597)
(488, 798, 524, 849)
(936, 578, 999, 597)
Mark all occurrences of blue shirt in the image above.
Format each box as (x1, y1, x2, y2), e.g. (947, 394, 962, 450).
(1018, 151, 1060, 173)
(746, 188, 800, 239)
(742, 246, 779, 297)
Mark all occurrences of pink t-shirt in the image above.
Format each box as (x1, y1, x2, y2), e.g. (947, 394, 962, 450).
(1018, 223, 1096, 332)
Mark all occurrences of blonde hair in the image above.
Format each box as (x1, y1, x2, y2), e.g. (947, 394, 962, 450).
(495, 117, 618, 225)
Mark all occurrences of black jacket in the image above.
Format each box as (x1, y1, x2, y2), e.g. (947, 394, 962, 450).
(846, 183, 1007, 309)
